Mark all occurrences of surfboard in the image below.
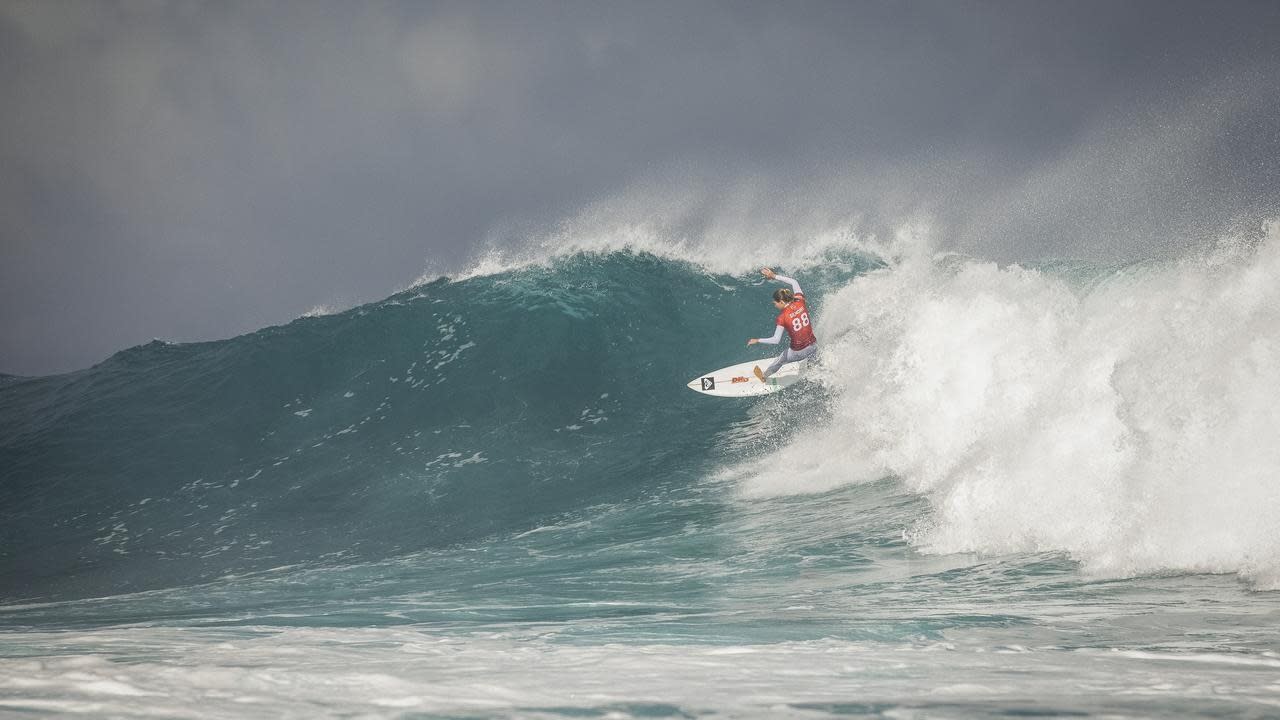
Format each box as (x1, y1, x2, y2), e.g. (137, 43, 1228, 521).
(686, 358, 806, 397)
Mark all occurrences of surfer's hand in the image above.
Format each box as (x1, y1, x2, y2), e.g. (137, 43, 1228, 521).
(761, 268, 776, 279)
(747, 338, 758, 346)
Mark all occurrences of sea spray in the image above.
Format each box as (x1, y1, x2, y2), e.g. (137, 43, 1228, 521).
(742, 224, 1280, 587)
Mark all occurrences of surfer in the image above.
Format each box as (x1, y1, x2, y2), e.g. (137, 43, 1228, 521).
(747, 268, 817, 383)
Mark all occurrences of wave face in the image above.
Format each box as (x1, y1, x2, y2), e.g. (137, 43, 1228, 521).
(0, 251, 868, 600)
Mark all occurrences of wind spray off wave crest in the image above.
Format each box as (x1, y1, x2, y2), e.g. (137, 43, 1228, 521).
(745, 224, 1280, 588)
(444, 168, 890, 282)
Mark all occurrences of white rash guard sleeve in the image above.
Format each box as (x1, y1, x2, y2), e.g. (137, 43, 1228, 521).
(756, 325, 786, 345)
(773, 274, 803, 296)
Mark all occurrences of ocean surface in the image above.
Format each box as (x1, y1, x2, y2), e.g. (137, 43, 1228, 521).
(2, 230, 1279, 718)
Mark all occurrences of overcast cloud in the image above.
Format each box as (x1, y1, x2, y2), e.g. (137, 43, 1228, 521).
(2, 0, 1278, 375)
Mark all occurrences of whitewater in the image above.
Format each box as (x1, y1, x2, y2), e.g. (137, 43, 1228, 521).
(2, 222, 1279, 718)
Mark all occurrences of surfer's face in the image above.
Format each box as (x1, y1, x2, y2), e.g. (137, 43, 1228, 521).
(773, 299, 787, 309)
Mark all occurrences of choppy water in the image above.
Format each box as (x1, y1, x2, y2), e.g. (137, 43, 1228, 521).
(3, 231, 1279, 717)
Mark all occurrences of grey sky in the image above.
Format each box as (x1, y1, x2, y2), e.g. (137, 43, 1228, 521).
(2, 0, 1278, 375)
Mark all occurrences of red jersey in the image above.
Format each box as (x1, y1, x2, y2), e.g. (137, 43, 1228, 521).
(776, 294, 816, 350)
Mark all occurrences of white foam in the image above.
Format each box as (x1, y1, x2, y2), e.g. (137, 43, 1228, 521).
(300, 304, 337, 318)
(740, 222, 1280, 588)
(0, 627, 1274, 717)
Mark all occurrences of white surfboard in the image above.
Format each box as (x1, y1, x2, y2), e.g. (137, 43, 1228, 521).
(686, 358, 806, 397)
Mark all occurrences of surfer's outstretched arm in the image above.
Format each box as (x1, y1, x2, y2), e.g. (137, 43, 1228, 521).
(762, 267, 803, 296)
(747, 326, 785, 346)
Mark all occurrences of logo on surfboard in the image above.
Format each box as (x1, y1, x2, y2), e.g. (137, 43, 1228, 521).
(700, 377, 715, 391)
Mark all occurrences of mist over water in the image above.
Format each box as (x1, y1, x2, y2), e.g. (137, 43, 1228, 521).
(5, 0, 1280, 376)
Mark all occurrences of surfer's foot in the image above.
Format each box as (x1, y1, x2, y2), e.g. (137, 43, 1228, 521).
(754, 366, 767, 383)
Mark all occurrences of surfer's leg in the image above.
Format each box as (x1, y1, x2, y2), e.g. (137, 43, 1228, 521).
(759, 345, 816, 381)
(760, 350, 789, 380)
(792, 344, 817, 363)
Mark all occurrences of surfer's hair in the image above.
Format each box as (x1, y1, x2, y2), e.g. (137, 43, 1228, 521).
(773, 288, 794, 304)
